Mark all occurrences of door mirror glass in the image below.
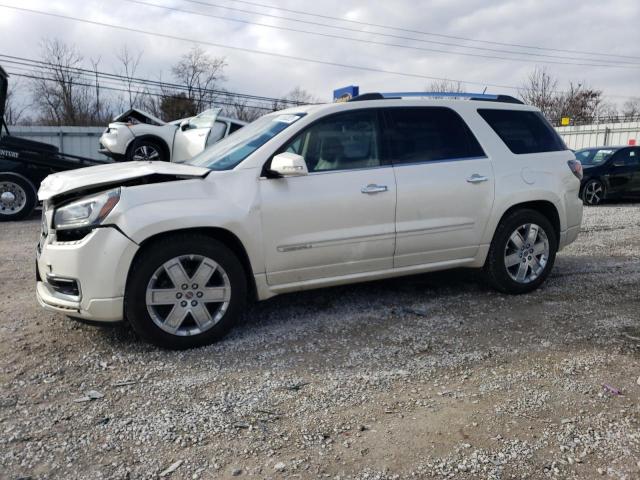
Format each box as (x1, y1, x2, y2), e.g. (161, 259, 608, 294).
(180, 119, 190, 131)
(270, 152, 308, 177)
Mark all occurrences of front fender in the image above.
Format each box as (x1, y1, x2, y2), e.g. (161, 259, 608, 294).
(107, 170, 264, 275)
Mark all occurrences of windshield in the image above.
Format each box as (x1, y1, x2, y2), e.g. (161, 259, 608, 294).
(187, 112, 306, 170)
(575, 148, 616, 166)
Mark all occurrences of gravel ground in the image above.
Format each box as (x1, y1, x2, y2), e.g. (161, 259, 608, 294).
(1, 204, 640, 480)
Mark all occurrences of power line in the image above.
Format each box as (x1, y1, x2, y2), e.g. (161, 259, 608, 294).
(0, 54, 306, 105)
(219, 0, 640, 62)
(5, 70, 279, 111)
(1, 4, 637, 100)
(128, 0, 640, 69)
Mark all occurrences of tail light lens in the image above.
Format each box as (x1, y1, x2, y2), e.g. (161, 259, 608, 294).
(568, 159, 583, 180)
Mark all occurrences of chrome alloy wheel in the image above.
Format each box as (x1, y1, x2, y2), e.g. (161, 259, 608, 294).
(146, 255, 231, 336)
(584, 181, 603, 205)
(504, 223, 550, 284)
(0, 181, 27, 216)
(132, 144, 160, 161)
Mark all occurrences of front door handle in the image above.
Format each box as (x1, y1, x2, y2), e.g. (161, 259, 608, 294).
(361, 184, 388, 194)
(466, 174, 489, 184)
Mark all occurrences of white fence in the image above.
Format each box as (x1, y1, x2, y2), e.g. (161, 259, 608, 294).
(556, 121, 640, 150)
(7, 126, 106, 160)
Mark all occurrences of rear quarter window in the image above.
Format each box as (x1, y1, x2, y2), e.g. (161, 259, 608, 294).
(478, 109, 566, 154)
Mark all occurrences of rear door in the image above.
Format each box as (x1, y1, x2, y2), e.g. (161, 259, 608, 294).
(385, 107, 494, 267)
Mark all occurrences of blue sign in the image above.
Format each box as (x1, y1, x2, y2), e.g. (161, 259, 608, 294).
(333, 85, 359, 102)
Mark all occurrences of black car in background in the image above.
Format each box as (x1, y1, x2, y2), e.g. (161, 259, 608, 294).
(575, 146, 640, 205)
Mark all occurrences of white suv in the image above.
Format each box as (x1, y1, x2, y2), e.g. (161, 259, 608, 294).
(36, 92, 584, 349)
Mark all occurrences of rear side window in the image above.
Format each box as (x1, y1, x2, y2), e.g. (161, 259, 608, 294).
(478, 109, 566, 154)
(384, 107, 485, 164)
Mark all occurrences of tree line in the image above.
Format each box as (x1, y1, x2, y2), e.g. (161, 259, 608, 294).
(428, 70, 639, 126)
(5, 38, 317, 126)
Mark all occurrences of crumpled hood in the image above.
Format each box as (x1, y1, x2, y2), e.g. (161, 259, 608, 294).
(111, 108, 166, 126)
(38, 161, 210, 201)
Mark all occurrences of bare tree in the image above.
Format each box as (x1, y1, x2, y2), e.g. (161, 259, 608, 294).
(281, 86, 318, 105)
(117, 46, 143, 110)
(226, 97, 266, 122)
(171, 45, 226, 115)
(426, 80, 465, 93)
(519, 67, 559, 119)
(622, 99, 640, 120)
(4, 79, 31, 125)
(556, 82, 605, 124)
(31, 38, 110, 126)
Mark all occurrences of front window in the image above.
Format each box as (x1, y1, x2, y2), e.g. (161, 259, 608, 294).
(575, 148, 615, 166)
(187, 112, 305, 170)
(283, 110, 382, 172)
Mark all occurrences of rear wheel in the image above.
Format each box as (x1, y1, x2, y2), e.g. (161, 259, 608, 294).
(483, 209, 557, 294)
(582, 179, 605, 205)
(125, 235, 247, 349)
(0, 175, 36, 221)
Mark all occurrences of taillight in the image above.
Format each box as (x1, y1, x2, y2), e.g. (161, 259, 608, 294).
(568, 159, 583, 180)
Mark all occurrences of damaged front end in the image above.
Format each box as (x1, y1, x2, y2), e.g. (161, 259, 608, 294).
(39, 161, 210, 242)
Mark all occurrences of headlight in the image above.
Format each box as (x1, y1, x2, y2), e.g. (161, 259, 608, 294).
(54, 189, 120, 231)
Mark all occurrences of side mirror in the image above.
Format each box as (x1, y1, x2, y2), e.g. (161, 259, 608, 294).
(270, 152, 308, 177)
(180, 119, 190, 131)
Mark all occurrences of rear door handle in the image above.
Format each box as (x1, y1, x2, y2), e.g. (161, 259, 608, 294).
(466, 174, 489, 184)
(361, 184, 388, 194)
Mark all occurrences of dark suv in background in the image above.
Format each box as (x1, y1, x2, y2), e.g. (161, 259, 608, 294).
(576, 146, 640, 205)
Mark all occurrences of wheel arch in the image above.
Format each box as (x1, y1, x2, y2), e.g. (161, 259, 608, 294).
(129, 227, 257, 300)
(126, 135, 171, 162)
(0, 171, 38, 196)
(497, 200, 561, 245)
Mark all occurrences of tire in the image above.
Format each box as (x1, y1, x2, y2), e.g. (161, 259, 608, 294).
(125, 235, 247, 349)
(0, 174, 37, 221)
(581, 179, 605, 206)
(482, 209, 557, 294)
(127, 138, 167, 162)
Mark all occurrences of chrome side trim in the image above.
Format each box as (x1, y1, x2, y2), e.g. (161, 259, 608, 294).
(396, 222, 475, 238)
(277, 231, 395, 252)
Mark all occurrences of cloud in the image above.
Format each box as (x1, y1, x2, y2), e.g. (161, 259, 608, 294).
(0, 0, 638, 109)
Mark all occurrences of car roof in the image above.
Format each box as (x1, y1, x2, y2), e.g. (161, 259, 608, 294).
(577, 146, 629, 152)
(275, 98, 539, 118)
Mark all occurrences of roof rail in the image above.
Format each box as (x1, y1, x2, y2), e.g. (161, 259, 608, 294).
(348, 92, 524, 105)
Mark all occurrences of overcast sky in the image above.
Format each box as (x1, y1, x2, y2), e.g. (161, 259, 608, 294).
(0, 0, 638, 109)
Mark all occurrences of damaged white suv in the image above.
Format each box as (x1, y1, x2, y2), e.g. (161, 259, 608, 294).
(36, 92, 583, 349)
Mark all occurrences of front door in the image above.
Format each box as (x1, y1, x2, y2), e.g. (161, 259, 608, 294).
(172, 109, 221, 162)
(606, 147, 639, 196)
(384, 107, 495, 267)
(260, 109, 397, 285)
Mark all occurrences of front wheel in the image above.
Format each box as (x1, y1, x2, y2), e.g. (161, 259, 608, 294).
(483, 209, 557, 294)
(125, 235, 247, 349)
(0, 174, 37, 221)
(127, 139, 167, 162)
(582, 179, 605, 205)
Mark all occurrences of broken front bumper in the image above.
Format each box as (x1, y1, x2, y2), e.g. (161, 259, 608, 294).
(36, 226, 139, 322)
